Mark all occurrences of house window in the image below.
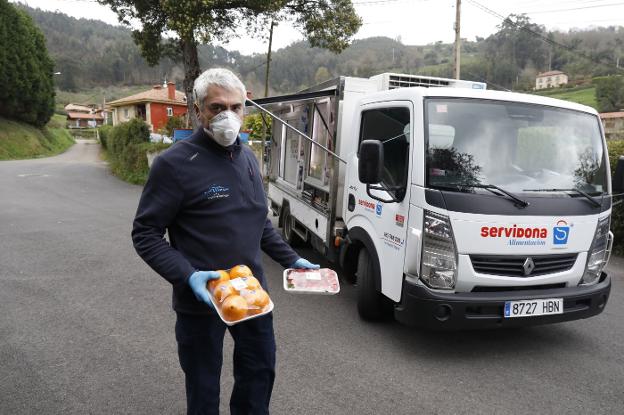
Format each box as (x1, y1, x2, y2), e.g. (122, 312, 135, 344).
(124, 108, 129, 118)
(167, 107, 173, 117)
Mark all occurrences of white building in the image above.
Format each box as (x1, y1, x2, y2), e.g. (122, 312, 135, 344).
(535, 70, 568, 90)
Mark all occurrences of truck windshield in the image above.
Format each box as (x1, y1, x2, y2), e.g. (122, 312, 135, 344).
(425, 98, 607, 196)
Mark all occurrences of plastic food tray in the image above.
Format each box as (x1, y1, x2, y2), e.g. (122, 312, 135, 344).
(209, 288, 274, 326)
(283, 268, 340, 295)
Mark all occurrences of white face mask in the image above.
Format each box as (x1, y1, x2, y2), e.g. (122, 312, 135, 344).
(205, 110, 242, 147)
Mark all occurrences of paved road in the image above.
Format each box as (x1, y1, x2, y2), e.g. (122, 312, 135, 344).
(1, 140, 623, 414)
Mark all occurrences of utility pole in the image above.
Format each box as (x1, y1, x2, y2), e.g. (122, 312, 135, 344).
(453, 0, 461, 79)
(261, 20, 275, 180)
(264, 20, 275, 98)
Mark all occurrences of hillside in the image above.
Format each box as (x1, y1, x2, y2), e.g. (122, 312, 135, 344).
(20, 4, 624, 97)
(534, 86, 598, 109)
(0, 115, 74, 160)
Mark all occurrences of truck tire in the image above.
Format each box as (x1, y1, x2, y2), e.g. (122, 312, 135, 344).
(282, 205, 303, 246)
(356, 248, 392, 321)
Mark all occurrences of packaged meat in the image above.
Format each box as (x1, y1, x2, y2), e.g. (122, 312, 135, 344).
(283, 268, 340, 295)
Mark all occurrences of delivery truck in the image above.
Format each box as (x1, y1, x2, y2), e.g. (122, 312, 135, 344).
(247, 72, 619, 329)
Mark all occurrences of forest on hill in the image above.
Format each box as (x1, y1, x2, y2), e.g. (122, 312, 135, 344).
(19, 4, 624, 97)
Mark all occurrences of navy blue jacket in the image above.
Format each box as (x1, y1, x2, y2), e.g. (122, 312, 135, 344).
(132, 128, 300, 315)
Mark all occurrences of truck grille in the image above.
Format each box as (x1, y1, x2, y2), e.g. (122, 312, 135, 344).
(470, 253, 578, 277)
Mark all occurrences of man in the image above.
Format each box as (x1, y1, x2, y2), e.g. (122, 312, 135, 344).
(132, 68, 318, 415)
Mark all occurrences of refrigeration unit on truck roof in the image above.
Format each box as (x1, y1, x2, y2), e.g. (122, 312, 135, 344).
(246, 72, 616, 330)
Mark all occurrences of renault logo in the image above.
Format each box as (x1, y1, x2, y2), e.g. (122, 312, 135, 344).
(523, 257, 536, 276)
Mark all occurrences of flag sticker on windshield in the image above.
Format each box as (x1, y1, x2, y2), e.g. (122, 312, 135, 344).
(436, 104, 448, 113)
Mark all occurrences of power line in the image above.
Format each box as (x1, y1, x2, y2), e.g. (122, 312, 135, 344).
(462, 69, 512, 91)
(522, 2, 624, 14)
(465, 0, 624, 74)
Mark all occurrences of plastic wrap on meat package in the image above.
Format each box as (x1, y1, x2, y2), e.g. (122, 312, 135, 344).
(283, 268, 340, 295)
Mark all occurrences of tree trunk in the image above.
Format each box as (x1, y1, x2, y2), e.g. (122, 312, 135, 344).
(181, 37, 201, 129)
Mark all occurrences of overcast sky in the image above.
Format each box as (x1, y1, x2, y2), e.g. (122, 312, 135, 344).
(14, 0, 624, 55)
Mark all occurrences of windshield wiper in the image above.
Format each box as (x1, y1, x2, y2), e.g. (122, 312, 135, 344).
(470, 184, 529, 208)
(522, 188, 602, 208)
(434, 183, 529, 208)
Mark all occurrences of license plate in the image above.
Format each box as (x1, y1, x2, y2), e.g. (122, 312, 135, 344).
(504, 298, 563, 318)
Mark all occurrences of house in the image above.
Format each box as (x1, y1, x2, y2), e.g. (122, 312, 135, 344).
(600, 111, 624, 140)
(535, 70, 568, 90)
(65, 103, 105, 129)
(107, 82, 188, 132)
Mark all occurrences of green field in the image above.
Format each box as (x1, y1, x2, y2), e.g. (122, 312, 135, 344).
(0, 114, 75, 160)
(55, 85, 153, 113)
(533, 86, 597, 110)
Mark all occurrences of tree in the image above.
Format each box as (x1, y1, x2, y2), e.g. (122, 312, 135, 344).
(484, 14, 549, 89)
(0, 0, 55, 126)
(98, 0, 361, 127)
(314, 66, 331, 84)
(594, 75, 624, 112)
(161, 114, 186, 137)
(243, 113, 271, 141)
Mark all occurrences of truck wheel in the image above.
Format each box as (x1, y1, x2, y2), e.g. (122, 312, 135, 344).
(282, 206, 303, 246)
(356, 248, 392, 321)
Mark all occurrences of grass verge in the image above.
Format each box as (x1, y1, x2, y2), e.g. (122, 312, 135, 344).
(0, 114, 75, 160)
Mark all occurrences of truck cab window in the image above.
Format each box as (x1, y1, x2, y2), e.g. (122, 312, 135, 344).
(359, 107, 410, 199)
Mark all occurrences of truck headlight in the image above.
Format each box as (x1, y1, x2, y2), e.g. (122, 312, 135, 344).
(581, 215, 612, 285)
(421, 210, 457, 289)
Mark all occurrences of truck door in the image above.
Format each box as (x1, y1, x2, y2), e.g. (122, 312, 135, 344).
(345, 102, 413, 302)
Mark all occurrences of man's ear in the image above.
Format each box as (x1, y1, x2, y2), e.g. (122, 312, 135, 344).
(194, 104, 202, 121)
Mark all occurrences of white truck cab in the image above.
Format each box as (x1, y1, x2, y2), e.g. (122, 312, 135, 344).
(249, 73, 614, 329)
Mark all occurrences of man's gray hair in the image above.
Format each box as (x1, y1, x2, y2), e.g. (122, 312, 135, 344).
(193, 68, 247, 107)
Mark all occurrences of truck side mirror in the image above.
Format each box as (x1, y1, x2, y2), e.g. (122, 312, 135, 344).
(613, 156, 624, 194)
(358, 140, 384, 184)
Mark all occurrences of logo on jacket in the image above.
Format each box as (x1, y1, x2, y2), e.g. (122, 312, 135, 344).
(204, 184, 230, 200)
(553, 220, 570, 245)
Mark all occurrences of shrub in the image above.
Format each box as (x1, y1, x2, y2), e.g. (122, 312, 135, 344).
(161, 115, 186, 137)
(593, 76, 624, 113)
(109, 141, 171, 184)
(607, 140, 624, 253)
(108, 117, 150, 158)
(98, 125, 113, 149)
(104, 118, 169, 184)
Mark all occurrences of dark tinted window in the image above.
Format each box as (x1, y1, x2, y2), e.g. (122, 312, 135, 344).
(359, 107, 410, 199)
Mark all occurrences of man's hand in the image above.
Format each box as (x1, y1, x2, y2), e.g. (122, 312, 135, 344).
(188, 271, 221, 308)
(290, 258, 320, 270)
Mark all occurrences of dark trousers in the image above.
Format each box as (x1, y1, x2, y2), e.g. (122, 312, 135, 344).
(175, 312, 276, 415)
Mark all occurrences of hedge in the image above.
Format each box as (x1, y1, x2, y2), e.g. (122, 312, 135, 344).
(98, 125, 113, 150)
(607, 140, 624, 253)
(102, 118, 171, 184)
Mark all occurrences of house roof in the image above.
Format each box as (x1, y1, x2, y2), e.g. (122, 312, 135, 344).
(65, 103, 95, 113)
(66, 111, 104, 120)
(537, 70, 566, 78)
(599, 112, 624, 119)
(108, 85, 187, 107)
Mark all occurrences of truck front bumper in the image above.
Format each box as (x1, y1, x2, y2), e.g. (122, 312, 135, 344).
(394, 273, 611, 330)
